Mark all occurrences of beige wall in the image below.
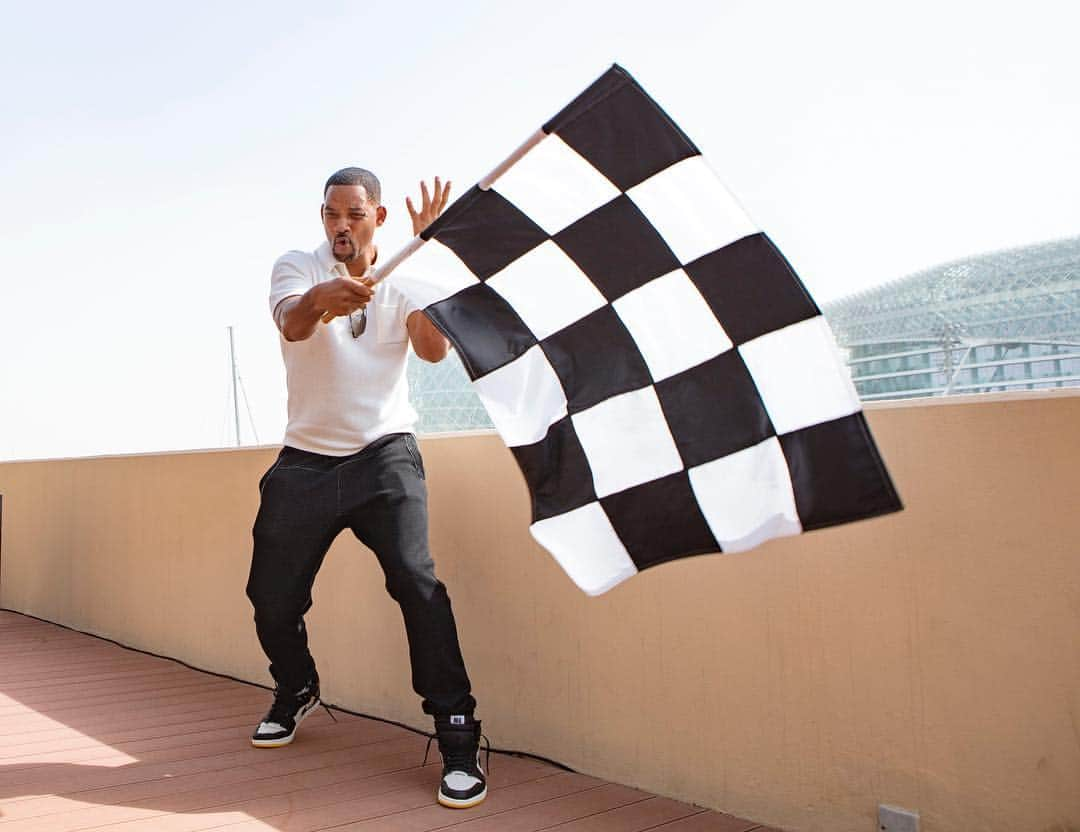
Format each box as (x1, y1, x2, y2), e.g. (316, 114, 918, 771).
(1, 391, 1078, 831)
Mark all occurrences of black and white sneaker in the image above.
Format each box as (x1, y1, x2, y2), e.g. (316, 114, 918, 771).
(251, 679, 320, 748)
(433, 714, 487, 809)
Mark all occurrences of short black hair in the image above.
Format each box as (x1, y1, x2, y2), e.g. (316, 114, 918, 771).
(323, 167, 381, 204)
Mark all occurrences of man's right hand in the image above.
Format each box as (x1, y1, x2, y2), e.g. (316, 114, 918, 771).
(277, 277, 376, 342)
(315, 276, 375, 322)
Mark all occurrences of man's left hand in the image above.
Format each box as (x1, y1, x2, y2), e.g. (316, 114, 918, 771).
(406, 177, 451, 237)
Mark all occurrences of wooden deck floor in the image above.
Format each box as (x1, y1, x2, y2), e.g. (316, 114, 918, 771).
(0, 610, 777, 832)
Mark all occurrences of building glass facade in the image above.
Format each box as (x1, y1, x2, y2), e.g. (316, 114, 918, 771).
(824, 236, 1080, 400)
(407, 350, 493, 434)
(407, 236, 1080, 433)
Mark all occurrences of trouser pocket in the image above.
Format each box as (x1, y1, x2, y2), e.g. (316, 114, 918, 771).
(258, 452, 285, 495)
(403, 434, 426, 480)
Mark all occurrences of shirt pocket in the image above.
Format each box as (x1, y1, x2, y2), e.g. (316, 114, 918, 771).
(374, 299, 408, 345)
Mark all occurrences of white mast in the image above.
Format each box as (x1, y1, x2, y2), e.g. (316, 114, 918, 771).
(227, 325, 241, 446)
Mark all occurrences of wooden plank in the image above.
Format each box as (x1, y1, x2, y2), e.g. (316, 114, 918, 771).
(0, 644, 135, 663)
(0, 707, 335, 766)
(0, 678, 260, 718)
(2, 666, 196, 695)
(0, 688, 271, 738)
(648, 810, 768, 831)
(0, 658, 180, 686)
(418, 782, 647, 832)
(0, 695, 273, 746)
(0, 717, 408, 792)
(2, 657, 190, 684)
(0, 735, 429, 822)
(0, 714, 255, 759)
(537, 797, 702, 831)
(12, 755, 557, 832)
(254, 771, 608, 832)
(0, 677, 240, 714)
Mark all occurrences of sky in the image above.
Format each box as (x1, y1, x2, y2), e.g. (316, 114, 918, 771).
(1, 0, 1077, 461)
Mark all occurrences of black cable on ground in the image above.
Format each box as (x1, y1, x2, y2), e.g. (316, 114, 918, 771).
(0, 606, 575, 773)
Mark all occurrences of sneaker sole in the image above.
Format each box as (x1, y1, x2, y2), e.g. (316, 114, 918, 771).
(251, 697, 320, 748)
(437, 787, 487, 809)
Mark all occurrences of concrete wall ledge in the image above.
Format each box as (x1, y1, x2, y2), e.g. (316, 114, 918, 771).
(2, 391, 1079, 831)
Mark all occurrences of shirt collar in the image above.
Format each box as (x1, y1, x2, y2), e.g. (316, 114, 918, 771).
(315, 241, 346, 276)
(315, 240, 378, 278)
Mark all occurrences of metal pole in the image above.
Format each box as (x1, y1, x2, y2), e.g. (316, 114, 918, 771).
(227, 326, 241, 446)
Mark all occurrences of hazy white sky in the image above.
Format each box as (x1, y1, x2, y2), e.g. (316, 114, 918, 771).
(1, 0, 1077, 460)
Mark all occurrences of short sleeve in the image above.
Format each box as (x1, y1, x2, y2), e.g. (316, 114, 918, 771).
(269, 251, 315, 318)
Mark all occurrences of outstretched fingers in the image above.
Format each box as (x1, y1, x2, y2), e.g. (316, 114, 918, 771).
(435, 176, 452, 212)
(406, 176, 453, 236)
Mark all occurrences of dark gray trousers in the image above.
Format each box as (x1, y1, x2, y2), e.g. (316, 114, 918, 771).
(246, 433, 475, 716)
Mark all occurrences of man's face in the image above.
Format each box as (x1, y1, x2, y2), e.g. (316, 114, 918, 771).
(321, 185, 386, 262)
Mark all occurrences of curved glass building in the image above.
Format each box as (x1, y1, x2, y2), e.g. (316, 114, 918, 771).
(407, 235, 1080, 432)
(823, 236, 1080, 400)
(408, 350, 493, 434)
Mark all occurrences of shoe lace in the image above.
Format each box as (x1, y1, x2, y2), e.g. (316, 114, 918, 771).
(423, 731, 490, 775)
(265, 686, 303, 726)
(265, 682, 336, 726)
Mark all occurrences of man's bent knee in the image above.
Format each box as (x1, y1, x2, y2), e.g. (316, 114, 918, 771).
(384, 560, 443, 605)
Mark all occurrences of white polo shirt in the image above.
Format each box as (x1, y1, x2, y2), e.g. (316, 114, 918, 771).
(270, 241, 420, 456)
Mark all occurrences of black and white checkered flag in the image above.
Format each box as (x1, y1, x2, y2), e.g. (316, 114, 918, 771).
(386, 64, 902, 594)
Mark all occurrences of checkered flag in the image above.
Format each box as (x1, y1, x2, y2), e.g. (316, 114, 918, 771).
(386, 64, 902, 594)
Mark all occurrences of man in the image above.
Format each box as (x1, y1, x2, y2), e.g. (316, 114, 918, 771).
(246, 167, 486, 809)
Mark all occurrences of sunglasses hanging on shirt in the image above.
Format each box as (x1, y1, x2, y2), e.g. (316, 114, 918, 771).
(349, 307, 367, 338)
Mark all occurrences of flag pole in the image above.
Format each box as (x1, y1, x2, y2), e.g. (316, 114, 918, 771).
(477, 128, 546, 191)
(368, 235, 426, 286)
(369, 128, 549, 287)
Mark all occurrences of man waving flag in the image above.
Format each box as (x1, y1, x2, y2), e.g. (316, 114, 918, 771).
(379, 64, 902, 595)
